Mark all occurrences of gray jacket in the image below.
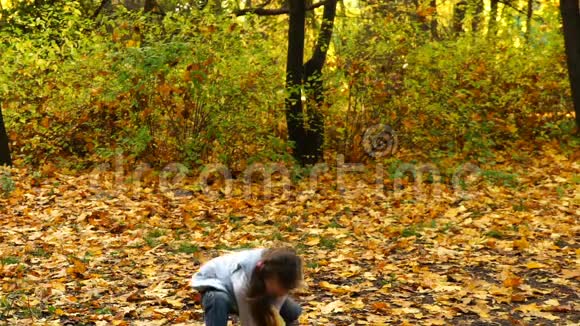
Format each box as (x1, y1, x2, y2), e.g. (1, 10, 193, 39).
(190, 248, 287, 325)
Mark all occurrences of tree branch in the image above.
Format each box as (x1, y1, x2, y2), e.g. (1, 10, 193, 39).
(256, 0, 272, 8)
(92, 0, 111, 19)
(305, 0, 337, 75)
(235, 0, 330, 16)
(497, 0, 542, 21)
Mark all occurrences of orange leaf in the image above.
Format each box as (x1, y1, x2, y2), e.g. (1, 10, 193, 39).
(513, 237, 529, 250)
(372, 302, 390, 312)
(503, 277, 523, 288)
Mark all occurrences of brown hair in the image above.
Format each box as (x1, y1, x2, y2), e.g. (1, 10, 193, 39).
(246, 247, 303, 326)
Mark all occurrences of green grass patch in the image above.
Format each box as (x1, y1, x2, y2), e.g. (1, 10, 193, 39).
(481, 169, 519, 188)
(1, 256, 20, 265)
(147, 229, 165, 238)
(513, 199, 527, 211)
(144, 229, 165, 247)
(0, 174, 15, 197)
(30, 248, 51, 258)
(284, 224, 297, 232)
(485, 230, 504, 239)
(401, 227, 420, 238)
(272, 232, 284, 241)
(95, 307, 113, 315)
(379, 273, 398, 286)
(228, 215, 245, 222)
(400, 220, 437, 238)
(175, 242, 199, 254)
(320, 236, 338, 250)
(144, 237, 160, 247)
(326, 219, 342, 228)
(438, 222, 454, 233)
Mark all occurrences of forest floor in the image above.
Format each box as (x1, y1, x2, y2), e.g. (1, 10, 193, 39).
(0, 144, 578, 325)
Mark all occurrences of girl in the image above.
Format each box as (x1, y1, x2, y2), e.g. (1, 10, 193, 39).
(191, 247, 303, 326)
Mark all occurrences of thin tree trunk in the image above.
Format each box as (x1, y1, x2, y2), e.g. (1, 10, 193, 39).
(212, 0, 222, 14)
(92, 0, 112, 19)
(411, 0, 430, 32)
(526, 0, 533, 41)
(0, 103, 12, 167)
(471, 0, 484, 32)
(430, 0, 439, 40)
(144, 0, 155, 12)
(285, 0, 307, 164)
(560, 0, 580, 131)
(453, 0, 467, 35)
(488, 0, 499, 36)
(303, 0, 338, 164)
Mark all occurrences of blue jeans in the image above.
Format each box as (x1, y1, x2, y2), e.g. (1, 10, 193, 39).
(201, 290, 302, 326)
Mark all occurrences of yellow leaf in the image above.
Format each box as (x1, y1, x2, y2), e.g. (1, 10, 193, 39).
(165, 299, 184, 309)
(444, 206, 466, 218)
(513, 237, 529, 250)
(125, 39, 139, 48)
(544, 299, 560, 307)
(561, 269, 580, 279)
(351, 299, 365, 309)
(470, 301, 490, 319)
(318, 281, 336, 290)
(304, 237, 320, 246)
(318, 281, 350, 294)
(515, 303, 540, 313)
(525, 261, 546, 269)
(321, 300, 344, 314)
(506, 124, 518, 133)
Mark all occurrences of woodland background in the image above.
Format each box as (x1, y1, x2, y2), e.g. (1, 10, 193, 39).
(0, 0, 578, 325)
(0, 0, 578, 170)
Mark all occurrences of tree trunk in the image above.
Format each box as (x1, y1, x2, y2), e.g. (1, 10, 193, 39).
(92, 0, 112, 19)
(560, 0, 580, 130)
(488, 0, 499, 36)
(526, 0, 533, 41)
(0, 103, 12, 167)
(144, 0, 155, 12)
(285, 0, 307, 164)
(471, 0, 484, 32)
(302, 0, 338, 165)
(430, 0, 439, 39)
(411, 0, 430, 33)
(453, 0, 467, 35)
(211, 0, 222, 14)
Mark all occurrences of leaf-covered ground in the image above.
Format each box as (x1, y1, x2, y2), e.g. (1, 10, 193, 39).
(0, 146, 578, 325)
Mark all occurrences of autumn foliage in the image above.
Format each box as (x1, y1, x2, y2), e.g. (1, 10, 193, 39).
(0, 0, 579, 325)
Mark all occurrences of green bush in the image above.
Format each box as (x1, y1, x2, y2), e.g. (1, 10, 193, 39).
(1, 4, 289, 170)
(325, 6, 573, 162)
(0, 1, 575, 170)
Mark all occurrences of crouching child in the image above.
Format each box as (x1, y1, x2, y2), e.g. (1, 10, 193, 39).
(191, 247, 303, 326)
